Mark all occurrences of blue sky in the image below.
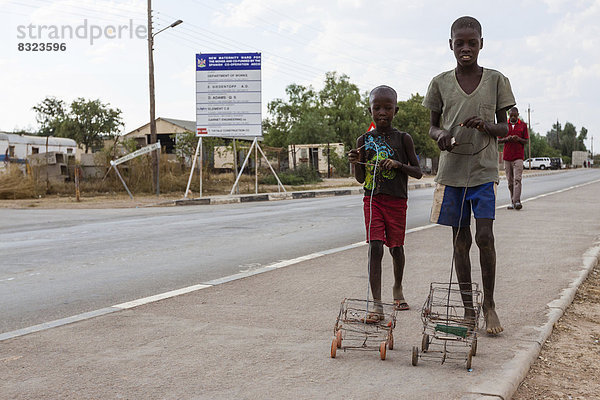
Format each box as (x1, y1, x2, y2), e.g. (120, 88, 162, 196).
(1, 0, 599, 152)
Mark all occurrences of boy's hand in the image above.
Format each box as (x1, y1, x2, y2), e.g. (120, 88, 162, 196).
(462, 116, 488, 132)
(380, 159, 399, 170)
(347, 149, 360, 164)
(436, 130, 455, 151)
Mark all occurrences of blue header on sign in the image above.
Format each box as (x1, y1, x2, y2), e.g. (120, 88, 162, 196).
(196, 53, 261, 71)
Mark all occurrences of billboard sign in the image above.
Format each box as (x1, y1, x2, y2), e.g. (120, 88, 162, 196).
(196, 52, 262, 138)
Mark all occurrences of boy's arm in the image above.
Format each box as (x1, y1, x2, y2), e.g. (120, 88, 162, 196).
(348, 136, 365, 184)
(428, 110, 454, 151)
(402, 133, 423, 179)
(380, 134, 422, 179)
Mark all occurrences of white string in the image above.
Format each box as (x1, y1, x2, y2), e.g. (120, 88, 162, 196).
(446, 130, 476, 327)
(364, 135, 379, 326)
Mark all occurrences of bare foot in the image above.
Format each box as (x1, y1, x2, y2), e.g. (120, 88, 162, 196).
(484, 308, 503, 335)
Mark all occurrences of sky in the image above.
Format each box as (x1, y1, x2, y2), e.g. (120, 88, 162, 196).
(1, 0, 599, 153)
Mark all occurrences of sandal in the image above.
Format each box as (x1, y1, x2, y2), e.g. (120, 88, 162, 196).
(394, 300, 410, 311)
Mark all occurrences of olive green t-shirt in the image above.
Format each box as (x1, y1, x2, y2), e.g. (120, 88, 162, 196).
(423, 68, 515, 187)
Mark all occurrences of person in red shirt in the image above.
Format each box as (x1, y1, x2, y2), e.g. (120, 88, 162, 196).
(499, 107, 528, 209)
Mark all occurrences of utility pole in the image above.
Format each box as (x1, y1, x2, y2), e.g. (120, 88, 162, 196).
(527, 105, 532, 169)
(147, 1, 182, 196)
(556, 118, 560, 147)
(147, 0, 158, 196)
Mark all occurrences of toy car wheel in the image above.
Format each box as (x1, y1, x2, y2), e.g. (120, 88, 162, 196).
(379, 341, 387, 360)
(471, 337, 477, 356)
(336, 329, 343, 349)
(466, 349, 473, 370)
(421, 334, 429, 352)
(330, 338, 337, 358)
(412, 346, 419, 366)
(388, 331, 394, 350)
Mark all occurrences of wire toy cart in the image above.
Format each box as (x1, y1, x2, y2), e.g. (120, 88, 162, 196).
(411, 282, 482, 370)
(330, 298, 396, 360)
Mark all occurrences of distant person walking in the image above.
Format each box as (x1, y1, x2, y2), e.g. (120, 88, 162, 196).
(499, 107, 528, 210)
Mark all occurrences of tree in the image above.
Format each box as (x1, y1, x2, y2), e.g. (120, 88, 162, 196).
(546, 120, 588, 158)
(264, 73, 442, 161)
(61, 98, 123, 153)
(264, 74, 371, 149)
(393, 93, 439, 159)
(318, 72, 371, 149)
(528, 130, 559, 158)
(577, 126, 588, 152)
(263, 83, 333, 147)
(32, 97, 67, 137)
(32, 97, 124, 153)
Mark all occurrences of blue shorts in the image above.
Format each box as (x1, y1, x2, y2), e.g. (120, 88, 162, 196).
(430, 182, 497, 227)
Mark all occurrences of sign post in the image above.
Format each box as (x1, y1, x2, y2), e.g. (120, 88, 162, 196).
(189, 52, 284, 196)
(108, 141, 161, 200)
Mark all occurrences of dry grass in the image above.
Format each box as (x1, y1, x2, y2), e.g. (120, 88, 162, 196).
(0, 165, 40, 199)
(1, 156, 280, 199)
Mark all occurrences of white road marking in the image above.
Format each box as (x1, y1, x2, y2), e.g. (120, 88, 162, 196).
(113, 284, 213, 310)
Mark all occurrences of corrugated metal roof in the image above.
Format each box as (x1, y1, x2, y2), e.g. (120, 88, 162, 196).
(160, 118, 195, 132)
(0, 132, 77, 146)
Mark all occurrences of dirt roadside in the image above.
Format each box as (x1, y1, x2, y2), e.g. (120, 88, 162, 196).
(512, 262, 600, 399)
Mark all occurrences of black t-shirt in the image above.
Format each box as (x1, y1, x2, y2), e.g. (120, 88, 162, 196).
(358, 128, 409, 198)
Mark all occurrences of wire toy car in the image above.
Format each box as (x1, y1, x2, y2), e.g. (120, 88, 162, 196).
(330, 298, 396, 360)
(411, 282, 482, 370)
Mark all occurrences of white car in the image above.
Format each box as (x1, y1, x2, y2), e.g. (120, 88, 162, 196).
(524, 157, 552, 170)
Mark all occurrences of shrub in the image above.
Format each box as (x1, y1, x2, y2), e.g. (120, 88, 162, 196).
(260, 164, 322, 185)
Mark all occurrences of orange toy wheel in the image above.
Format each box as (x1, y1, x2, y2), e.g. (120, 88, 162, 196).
(387, 331, 394, 350)
(330, 338, 337, 358)
(336, 329, 343, 348)
(379, 341, 387, 360)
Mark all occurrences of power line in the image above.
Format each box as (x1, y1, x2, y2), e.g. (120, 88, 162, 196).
(156, 12, 392, 96)
(194, 0, 437, 82)
(7, 0, 143, 23)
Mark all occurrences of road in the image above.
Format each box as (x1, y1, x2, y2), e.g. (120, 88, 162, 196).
(1, 169, 599, 334)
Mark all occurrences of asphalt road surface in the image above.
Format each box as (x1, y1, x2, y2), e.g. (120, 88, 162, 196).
(1, 169, 599, 334)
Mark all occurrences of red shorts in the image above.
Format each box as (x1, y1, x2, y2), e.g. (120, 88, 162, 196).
(363, 194, 407, 247)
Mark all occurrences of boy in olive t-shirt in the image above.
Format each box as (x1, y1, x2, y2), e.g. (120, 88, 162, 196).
(423, 16, 515, 335)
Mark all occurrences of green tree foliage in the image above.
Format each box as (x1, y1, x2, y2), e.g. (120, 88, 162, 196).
(528, 129, 560, 158)
(32, 97, 67, 137)
(172, 131, 198, 161)
(545, 121, 588, 157)
(62, 98, 123, 153)
(32, 97, 124, 153)
(318, 72, 371, 149)
(264, 83, 337, 147)
(393, 94, 439, 159)
(263, 72, 435, 159)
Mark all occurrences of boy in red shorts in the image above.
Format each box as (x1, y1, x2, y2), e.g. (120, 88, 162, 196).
(348, 85, 422, 320)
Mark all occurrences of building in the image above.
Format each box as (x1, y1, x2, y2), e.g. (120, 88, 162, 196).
(0, 132, 77, 167)
(288, 143, 345, 175)
(572, 150, 592, 167)
(122, 117, 195, 154)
